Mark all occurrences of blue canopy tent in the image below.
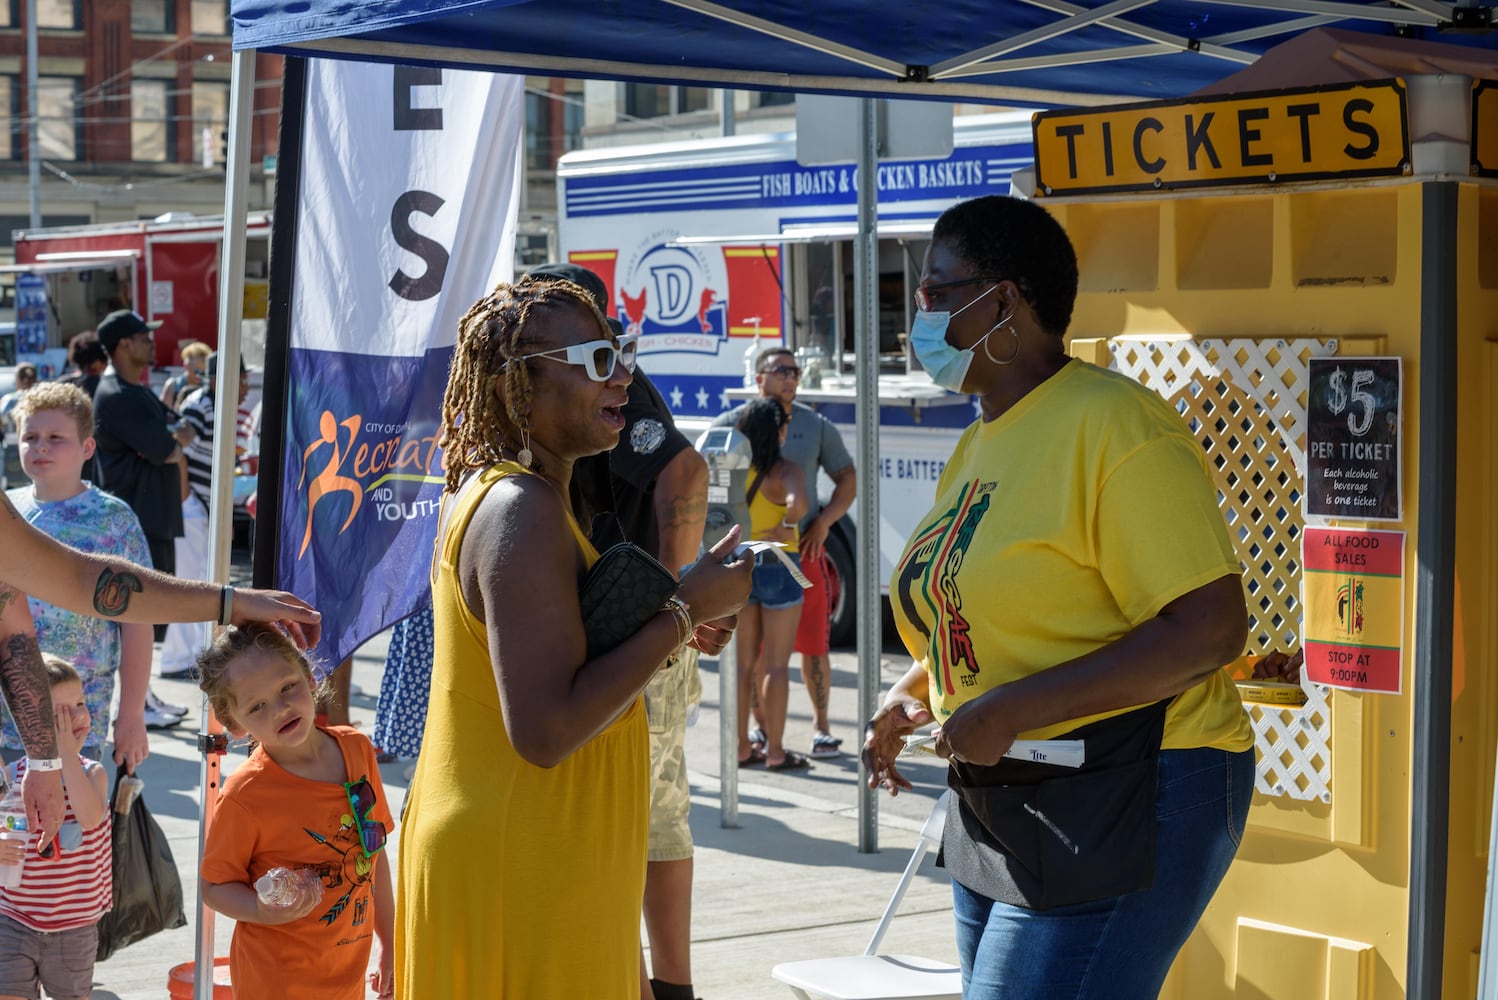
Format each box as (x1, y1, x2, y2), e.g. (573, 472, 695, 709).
(230, 0, 1496, 105)
(194, 4, 1495, 999)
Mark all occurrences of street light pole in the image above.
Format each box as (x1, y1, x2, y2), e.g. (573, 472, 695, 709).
(25, 0, 40, 228)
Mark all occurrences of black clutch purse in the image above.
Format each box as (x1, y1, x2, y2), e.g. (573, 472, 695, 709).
(579, 542, 679, 658)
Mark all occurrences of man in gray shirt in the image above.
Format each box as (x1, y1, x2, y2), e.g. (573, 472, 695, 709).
(712, 345, 856, 757)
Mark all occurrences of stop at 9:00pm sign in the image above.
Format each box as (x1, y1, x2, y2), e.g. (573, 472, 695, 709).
(1302, 526, 1405, 695)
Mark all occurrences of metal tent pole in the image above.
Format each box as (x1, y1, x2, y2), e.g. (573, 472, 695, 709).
(193, 47, 256, 1000)
(854, 97, 880, 853)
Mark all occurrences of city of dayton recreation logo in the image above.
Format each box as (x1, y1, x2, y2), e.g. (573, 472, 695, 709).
(296, 410, 446, 558)
(1336, 577, 1365, 637)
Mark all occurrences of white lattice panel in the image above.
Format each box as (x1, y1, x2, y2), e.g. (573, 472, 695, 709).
(1108, 337, 1337, 802)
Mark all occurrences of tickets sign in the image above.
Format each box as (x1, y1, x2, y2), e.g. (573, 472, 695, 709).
(1302, 526, 1405, 694)
(1474, 79, 1498, 178)
(1033, 80, 1409, 196)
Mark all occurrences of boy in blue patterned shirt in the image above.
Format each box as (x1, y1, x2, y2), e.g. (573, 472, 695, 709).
(0, 383, 160, 769)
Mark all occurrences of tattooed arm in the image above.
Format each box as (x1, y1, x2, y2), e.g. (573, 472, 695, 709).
(0, 493, 321, 648)
(651, 445, 735, 655)
(0, 583, 65, 850)
(651, 447, 708, 577)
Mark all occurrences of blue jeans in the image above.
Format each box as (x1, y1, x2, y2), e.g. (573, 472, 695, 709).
(952, 746, 1254, 1000)
(747, 552, 804, 610)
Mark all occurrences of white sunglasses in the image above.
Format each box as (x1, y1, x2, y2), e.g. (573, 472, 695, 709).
(515, 333, 639, 382)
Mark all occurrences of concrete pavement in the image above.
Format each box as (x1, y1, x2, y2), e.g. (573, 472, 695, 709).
(84, 629, 959, 998)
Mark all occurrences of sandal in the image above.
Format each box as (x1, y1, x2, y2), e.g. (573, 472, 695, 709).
(810, 731, 842, 758)
(738, 748, 767, 768)
(766, 750, 811, 772)
(748, 726, 767, 753)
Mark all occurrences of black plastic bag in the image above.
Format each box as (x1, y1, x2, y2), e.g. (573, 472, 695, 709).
(95, 767, 187, 961)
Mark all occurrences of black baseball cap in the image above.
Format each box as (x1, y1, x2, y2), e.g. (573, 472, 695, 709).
(205, 351, 249, 381)
(527, 263, 624, 337)
(97, 310, 163, 353)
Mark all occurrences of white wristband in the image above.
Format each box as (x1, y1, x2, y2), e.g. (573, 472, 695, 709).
(26, 757, 63, 772)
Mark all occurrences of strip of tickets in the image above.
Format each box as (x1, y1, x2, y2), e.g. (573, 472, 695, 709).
(1032, 79, 1410, 195)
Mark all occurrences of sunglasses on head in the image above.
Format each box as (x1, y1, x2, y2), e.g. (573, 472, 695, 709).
(344, 776, 387, 858)
(516, 332, 639, 382)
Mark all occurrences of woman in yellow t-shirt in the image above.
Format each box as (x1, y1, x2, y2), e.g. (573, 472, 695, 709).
(733, 397, 809, 771)
(864, 195, 1254, 1000)
(395, 276, 751, 998)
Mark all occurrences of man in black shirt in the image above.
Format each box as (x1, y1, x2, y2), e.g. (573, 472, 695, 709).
(91, 310, 191, 577)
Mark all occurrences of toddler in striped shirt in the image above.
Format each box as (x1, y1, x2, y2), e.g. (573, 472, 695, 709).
(0, 653, 111, 1000)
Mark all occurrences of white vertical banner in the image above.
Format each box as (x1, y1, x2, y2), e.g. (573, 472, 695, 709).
(277, 60, 524, 667)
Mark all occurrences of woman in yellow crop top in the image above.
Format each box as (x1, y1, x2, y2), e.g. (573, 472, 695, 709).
(733, 397, 810, 771)
(396, 276, 752, 998)
(863, 196, 1254, 1000)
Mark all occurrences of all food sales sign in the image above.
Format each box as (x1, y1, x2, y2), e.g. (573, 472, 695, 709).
(1032, 80, 1409, 195)
(1305, 357, 1401, 521)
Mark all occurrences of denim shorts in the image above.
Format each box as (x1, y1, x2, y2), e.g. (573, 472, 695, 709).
(748, 552, 804, 610)
(951, 745, 1254, 1000)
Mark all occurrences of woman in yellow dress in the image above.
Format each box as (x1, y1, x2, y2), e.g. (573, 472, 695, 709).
(396, 276, 751, 998)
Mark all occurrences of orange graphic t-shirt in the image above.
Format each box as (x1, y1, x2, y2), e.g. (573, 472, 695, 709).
(201, 726, 394, 1000)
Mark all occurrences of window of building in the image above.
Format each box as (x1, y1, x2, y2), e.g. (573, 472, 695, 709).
(0, 78, 13, 161)
(524, 86, 584, 172)
(131, 79, 171, 162)
(190, 0, 227, 35)
(36, 0, 79, 29)
(36, 76, 79, 160)
(756, 90, 795, 108)
(131, 0, 172, 33)
(623, 83, 711, 119)
(0, 2, 14, 28)
(191, 80, 228, 162)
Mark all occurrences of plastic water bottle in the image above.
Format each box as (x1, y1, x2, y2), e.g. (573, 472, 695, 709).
(0, 767, 28, 890)
(254, 867, 323, 909)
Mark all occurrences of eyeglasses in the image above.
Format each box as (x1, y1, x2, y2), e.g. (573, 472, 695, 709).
(344, 776, 387, 857)
(913, 276, 1002, 313)
(516, 333, 639, 382)
(761, 364, 801, 379)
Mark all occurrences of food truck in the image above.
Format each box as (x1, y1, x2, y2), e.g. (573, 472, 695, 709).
(556, 111, 1034, 641)
(7, 211, 273, 374)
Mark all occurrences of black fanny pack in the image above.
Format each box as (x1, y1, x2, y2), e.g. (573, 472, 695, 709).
(942, 699, 1169, 911)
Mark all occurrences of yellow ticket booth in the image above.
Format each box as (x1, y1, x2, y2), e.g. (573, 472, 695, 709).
(1024, 33, 1498, 1000)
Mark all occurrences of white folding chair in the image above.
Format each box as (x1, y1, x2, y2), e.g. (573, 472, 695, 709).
(771, 791, 962, 1000)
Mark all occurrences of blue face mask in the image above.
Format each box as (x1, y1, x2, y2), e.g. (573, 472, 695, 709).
(908, 284, 998, 393)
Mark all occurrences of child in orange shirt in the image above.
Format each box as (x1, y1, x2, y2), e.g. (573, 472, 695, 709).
(197, 625, 395, 1000)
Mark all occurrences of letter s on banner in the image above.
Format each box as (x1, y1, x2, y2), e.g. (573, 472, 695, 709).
(281, 59, 524, 669)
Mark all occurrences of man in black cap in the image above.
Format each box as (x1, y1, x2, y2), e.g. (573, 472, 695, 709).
(91, 310, 192, 580)
(158, 350, 250, 680)
(534, 263, 711, 1000)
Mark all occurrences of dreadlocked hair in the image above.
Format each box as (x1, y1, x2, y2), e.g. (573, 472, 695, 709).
(439, 276, 610, 493)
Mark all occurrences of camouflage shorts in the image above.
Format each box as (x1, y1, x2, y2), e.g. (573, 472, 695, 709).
(645, 646, 700, 861)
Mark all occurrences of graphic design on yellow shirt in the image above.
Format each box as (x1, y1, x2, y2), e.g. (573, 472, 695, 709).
(896, 476, 994, 699)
